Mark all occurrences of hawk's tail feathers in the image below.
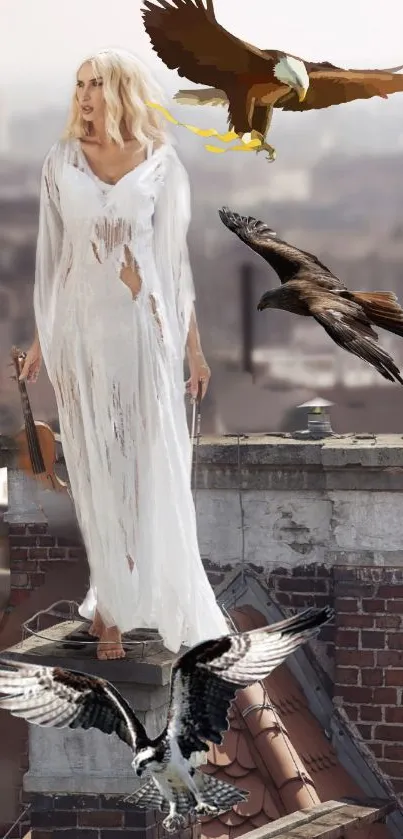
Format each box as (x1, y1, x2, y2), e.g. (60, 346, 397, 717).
(123, 780, 168, 812)
(348, 290, 403, 338)
(196, 773, 248, 812)
(124, 775, 248, 818)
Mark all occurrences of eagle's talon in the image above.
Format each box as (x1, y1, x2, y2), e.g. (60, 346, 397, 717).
(163, 814, 187, 833)
(255, 142, 277, 162)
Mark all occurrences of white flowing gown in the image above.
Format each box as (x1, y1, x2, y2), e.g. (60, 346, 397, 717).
(33, 137, 229, 652)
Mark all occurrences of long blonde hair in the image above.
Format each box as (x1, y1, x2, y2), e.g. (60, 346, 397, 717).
(63, 48, 167, 148)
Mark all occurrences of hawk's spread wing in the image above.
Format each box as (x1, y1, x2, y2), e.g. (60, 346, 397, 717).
(218, 208, 343, 288)
(141, 0, 274, 89)
(166, 606, 333, 760)
(310, 299, 403, 385)
(0, 659, 147, 751)
(277, 68, 403, 111)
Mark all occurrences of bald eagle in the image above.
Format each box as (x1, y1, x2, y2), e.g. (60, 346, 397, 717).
(0, 606, 332, 832)
(142, 0, 403, 160)
(219, 207, 403, 384)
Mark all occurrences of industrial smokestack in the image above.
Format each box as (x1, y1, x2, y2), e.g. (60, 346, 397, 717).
(240, 262, 254, 376)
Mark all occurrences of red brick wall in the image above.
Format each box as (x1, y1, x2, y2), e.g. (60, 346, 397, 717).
(7, 522, 85, 611)
(333, 566, 403, 793)
(266, 563, 403, 797)
(26, 793, 201, 839)
(267, 564, 335, 658)
(1, 523, 86, 839)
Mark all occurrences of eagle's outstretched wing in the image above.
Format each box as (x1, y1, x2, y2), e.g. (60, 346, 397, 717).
(166, 606, 333, 760)
(276, 68, 403, 111)
(218, 207, 342, 287)
(0, 659, 148, 751)
(141, 0, 273, 89)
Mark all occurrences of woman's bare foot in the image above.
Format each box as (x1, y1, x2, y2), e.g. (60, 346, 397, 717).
(97, 625, 126, 660)
(88, 609, 104, 638)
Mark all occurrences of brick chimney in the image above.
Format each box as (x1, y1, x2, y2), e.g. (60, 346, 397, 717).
(333, 567, 403, 793)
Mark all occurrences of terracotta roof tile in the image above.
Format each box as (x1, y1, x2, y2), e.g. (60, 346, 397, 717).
(236, 735, 256, 772)
(203, 706, 285, 829)
(200, 605, 392, 839)
(200, 821, 228, 839)
(218, 808, 246, 827)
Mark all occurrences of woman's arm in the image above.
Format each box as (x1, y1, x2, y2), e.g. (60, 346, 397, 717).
(185, 306, 211, 400)
(186, 307, 201, 357)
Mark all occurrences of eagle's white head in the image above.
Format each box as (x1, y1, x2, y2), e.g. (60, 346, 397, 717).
(273, 55, 310, 102)
(132, 746, 159, 777)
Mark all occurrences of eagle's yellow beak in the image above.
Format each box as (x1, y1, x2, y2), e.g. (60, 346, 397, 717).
(296, 85, 308, 103)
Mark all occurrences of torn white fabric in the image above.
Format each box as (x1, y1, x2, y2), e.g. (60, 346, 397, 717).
(33, 137, 228, 652)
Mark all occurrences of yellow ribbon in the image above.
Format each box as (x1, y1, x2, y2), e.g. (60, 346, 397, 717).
(205, 140, 262, 153)
(146, 101, 262, 153)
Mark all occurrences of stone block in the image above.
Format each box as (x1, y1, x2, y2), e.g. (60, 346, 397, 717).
(242, 490, 330, 568)
(329, 492, 403, 552)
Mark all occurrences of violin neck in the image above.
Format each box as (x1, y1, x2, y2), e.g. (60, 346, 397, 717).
(12, 349, 46, 474)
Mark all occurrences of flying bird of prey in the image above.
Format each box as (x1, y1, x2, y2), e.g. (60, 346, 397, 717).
(218, 208, 403, 385)
(0, 606, 332, 832)
(141, 0, 403, 160)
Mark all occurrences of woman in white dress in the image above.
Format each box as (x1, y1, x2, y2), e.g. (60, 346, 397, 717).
(19, 48, 229, 660)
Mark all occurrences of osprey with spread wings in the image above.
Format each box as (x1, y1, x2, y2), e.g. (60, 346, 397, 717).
(0, 606, 332, 832)
(141, 0, 403, 160)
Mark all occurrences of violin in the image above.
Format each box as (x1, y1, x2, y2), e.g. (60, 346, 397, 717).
(11, 345, 68, 494)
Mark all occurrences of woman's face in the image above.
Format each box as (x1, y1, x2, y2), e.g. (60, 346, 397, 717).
(76, 61, 105, 123)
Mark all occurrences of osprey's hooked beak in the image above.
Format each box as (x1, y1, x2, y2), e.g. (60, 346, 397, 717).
(296, 84, 308, 103)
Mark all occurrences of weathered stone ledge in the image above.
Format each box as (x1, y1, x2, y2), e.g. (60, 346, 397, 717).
(3, 434, 403, 491)
(193, 434, 403, 491)
(4, 619, 177, 685)
(4, 434, 403, 573)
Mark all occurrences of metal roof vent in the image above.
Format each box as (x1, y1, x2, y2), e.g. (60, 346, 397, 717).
(294, 396, 334, 439)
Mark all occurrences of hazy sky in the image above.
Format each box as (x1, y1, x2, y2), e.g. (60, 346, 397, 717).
(2, 0, 403, 111)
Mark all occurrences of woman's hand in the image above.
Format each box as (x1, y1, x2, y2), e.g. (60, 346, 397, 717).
(186, 350, 211, 401)
(18, 340, 42, 383)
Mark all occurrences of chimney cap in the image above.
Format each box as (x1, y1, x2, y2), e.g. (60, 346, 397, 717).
(297, 396, 334, 410)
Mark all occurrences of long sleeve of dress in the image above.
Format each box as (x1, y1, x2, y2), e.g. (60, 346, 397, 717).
(152, 145, 195, 361)
(33, 144, 64, 378)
